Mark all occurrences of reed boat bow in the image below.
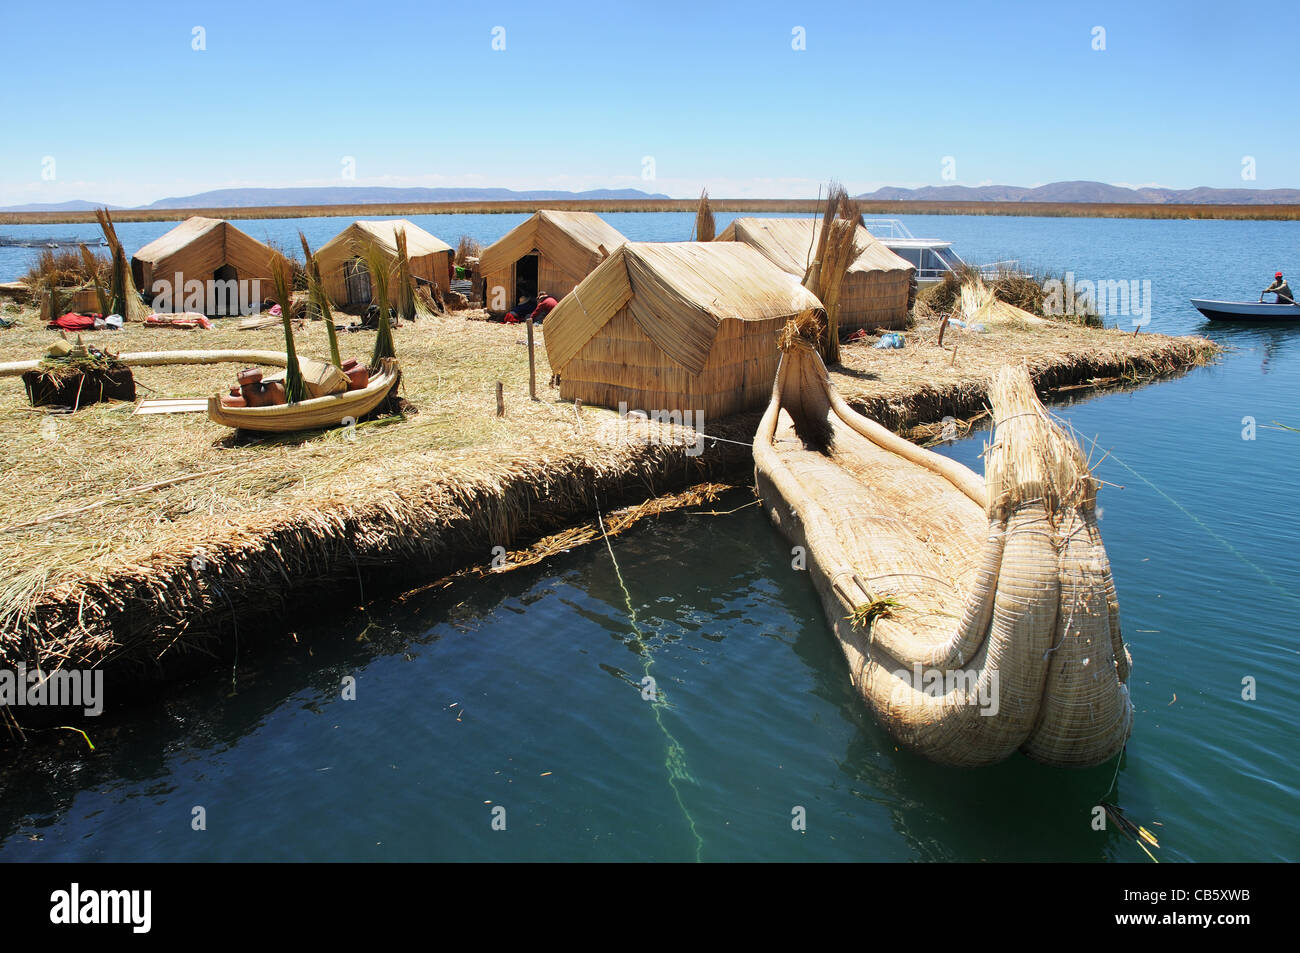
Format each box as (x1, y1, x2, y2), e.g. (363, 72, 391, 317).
(754, 341, 1132, 767)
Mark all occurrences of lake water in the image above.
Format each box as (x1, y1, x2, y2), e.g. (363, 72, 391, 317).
(0, 213, 1297, 861)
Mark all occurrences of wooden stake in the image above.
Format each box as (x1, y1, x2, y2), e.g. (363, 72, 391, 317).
(526, 317, 537, 400)
(949, 345, 958, 366)
(496, 381, 504, 417)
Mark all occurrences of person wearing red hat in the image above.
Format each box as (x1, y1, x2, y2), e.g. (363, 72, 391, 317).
(1261, 271, 1294, 304)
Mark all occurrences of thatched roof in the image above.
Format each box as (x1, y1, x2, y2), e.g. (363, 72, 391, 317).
(316, 220, 452, 260)
(717, 217, 914, 278)
(132, 217, 277, 271)
(545, 242, 822, 374)
(479, 210, 628, 284)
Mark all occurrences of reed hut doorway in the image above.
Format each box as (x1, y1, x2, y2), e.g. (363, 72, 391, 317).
(344, 258, 372, 306)
(515, 253, 538, 304)
(212, 263, 239, 315)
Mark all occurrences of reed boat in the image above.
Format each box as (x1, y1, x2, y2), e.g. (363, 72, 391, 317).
(753, 340, 1132, 767)
(206, 358, 399, 433)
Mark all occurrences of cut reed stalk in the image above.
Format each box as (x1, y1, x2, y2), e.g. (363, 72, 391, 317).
(693, 189, 715, 242)
(270, 254, 307, 403)
(299, 232, 342, 368)
(358, 239, 396, 366)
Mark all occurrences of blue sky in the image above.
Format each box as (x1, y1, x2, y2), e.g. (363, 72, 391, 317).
(2, 0, 1296, 205)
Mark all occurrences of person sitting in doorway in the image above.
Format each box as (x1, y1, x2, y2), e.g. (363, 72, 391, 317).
(1261, 272, 1294, 304)
(528, 291, 559, 324)
(503, 295, 536, 324)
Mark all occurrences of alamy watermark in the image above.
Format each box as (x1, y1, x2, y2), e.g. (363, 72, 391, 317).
(595, 401, 706, 456)
(149, 275, 264, 316)
(1043, 272, 1152, 325)
(889, 663, 1000, 715)
(0, 664, 103, 716)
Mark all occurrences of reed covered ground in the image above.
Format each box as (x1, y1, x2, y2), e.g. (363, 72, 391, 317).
(0, 297, 1216, 725)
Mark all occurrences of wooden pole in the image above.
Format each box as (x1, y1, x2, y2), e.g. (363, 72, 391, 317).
(496, 381, 504, 417)
(526, 317, 537, 400)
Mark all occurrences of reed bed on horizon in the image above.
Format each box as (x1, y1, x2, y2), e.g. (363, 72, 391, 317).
(7, 199, 1300, 228)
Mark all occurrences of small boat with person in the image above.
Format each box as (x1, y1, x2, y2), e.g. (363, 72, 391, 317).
(1190, 298, 1300, 322)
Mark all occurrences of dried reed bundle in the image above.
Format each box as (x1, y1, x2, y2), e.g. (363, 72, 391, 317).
(358, 239, 396, 366)
(78, 245, 111, 318)
(800, 183, 858, 364)
(299, 232, 342, 368)
(94, 208, 149, 321)
(270, 253, 307, 403)
(692, 189, 715, 242)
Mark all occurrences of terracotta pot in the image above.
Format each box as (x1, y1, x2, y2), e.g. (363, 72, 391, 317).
(220, 395, 247, 408)
(237, 368, 263, 386)
(263, 381, 287, 405)
(345, 366, 370, 390)
(341, 358, 359, 371)
(229, 386, 241, 397)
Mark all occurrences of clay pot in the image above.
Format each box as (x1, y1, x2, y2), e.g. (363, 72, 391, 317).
(345, 366, 370, 390)
(262, 381, 286, 405)
(237, 368, 263, 386)
(220, 395, 247, 408)
(341, 358, 359, 372)
(229, 386, 241, 397)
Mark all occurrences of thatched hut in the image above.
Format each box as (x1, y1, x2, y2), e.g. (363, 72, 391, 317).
(716, 217, 915, 331)
(315, 220, 453, 307)
(479, 210, 628, 314)
(131, 217, 279, 313)
(544, 242, 824, 420)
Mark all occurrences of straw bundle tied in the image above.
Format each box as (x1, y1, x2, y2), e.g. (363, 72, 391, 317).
(692, 189, 715, 242)
(95, 208, 149, 322)
(77, 245, 111, 318)
(393, 227, 434, 321)
(299, 232, 342, 368)
(959, 275, 1049, 327)
(753, 342, 1132, 766)
(356, 239, 397, 366)
(799, 182, 863, 364)
(270, 253, 307, 403)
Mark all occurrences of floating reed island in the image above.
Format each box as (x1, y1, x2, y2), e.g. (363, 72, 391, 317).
(0, 205, 1218, 742)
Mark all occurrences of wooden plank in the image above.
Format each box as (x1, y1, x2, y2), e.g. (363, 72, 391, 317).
(135, 398, 209, 415)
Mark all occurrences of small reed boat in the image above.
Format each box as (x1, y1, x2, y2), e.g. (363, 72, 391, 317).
(206, 358, 399, 433)
(753, 339, 1133, 767)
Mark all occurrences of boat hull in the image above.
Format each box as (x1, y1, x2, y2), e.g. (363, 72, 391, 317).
(206, 359, 399, 433)
(1190, 298, 1300, 322)
(753, 342, 1132, 767)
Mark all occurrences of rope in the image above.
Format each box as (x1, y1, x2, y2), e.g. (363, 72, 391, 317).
(596, 503, 704, 862)
(1107, 451, 1299, 609)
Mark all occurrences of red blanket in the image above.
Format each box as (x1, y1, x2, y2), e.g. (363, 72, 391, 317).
(49, 312, 99, 331)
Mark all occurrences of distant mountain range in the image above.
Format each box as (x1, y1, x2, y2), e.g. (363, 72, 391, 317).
(1, 186, 670, 213)
(0, 200, 126, 212)
(857, 180, 1300, 205)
